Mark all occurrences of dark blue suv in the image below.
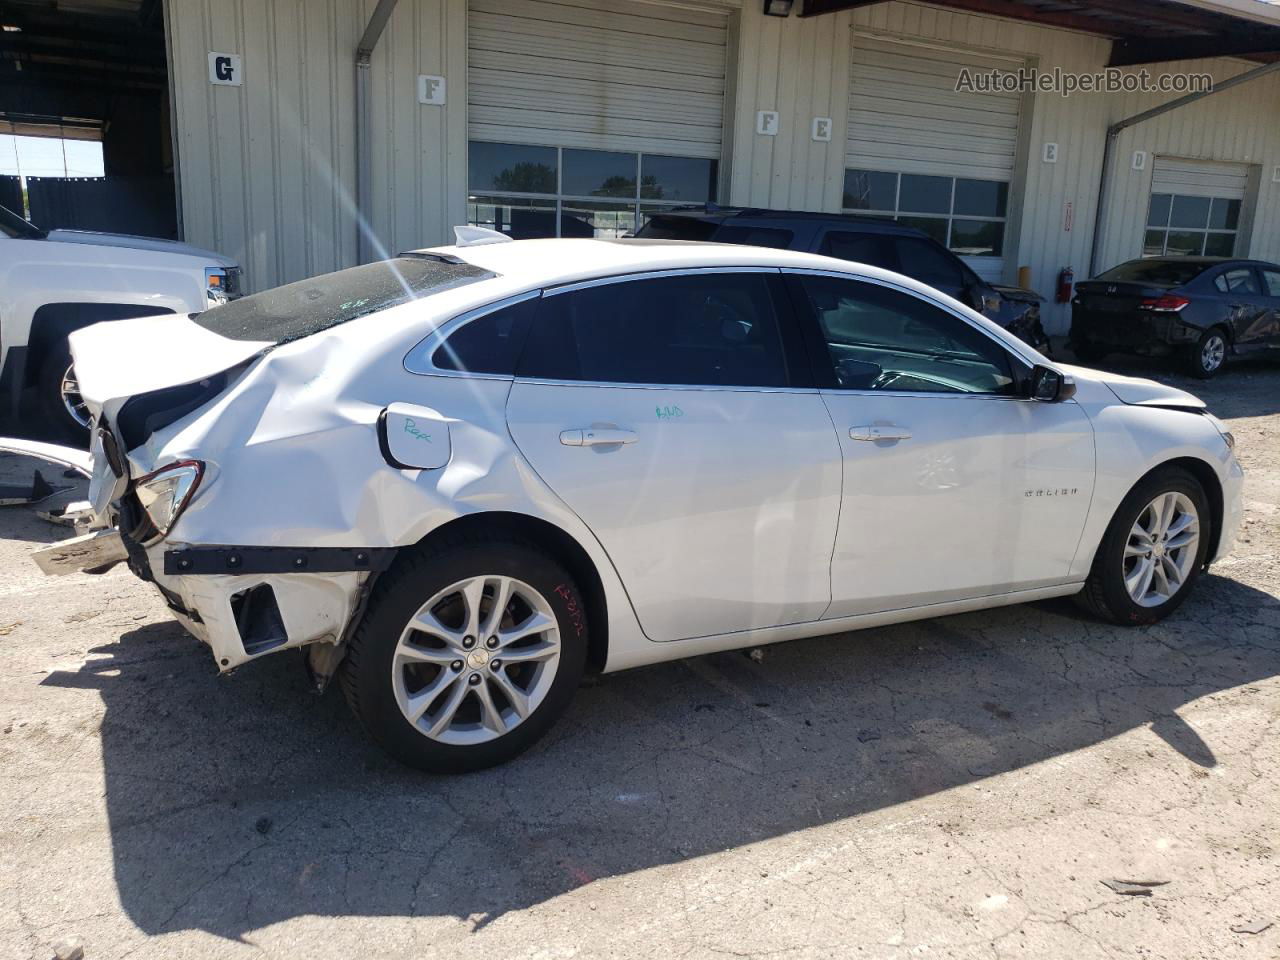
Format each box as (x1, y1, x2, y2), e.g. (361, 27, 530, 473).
(637, 208, 1048, 353)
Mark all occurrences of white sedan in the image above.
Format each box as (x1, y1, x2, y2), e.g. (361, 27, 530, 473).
(7, 232, 1244, 772)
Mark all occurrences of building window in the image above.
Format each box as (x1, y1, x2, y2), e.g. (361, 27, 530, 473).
(468, 141, 718, 239)
(1144, 193, 1239, 257)
(841, 169, 1008, 258)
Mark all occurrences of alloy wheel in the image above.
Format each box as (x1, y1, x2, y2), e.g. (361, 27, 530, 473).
(1200, 334, 1226, 374)
(1123, 492, 1200, 608)
(391, 575, 561, 746)
(60, 362, 92, 428)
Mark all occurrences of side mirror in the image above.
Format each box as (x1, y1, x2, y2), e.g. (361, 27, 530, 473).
(1029, 365, 1076, 402)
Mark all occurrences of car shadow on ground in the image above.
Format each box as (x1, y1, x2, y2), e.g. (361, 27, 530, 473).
(39, 570, 1280, 940)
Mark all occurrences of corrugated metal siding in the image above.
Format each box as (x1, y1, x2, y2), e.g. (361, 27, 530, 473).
(1150, 157, 1249, 199)
(468, 0, 729, 158)
(727, 3, 852, 212)
(729, 0, 1280, 332)
(846, 2, 1280, 333)
(846, 35, 1023, 180)
(166, 0, 466, 293)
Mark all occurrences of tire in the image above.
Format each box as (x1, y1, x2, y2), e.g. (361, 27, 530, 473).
(36, 343, 92, 443)
(1070, 342, 1107, 366)
(1074, 467, 1210, 626)
(1185, 326, 1228, 379)
(340, 535, 588, 773)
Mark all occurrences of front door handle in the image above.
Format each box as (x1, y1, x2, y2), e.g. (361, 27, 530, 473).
(560, 428, 639, 447)
(849, 425, 912, 442)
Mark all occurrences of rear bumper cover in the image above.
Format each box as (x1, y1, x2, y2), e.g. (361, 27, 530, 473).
(131, 539, 392, 670)
(1070, 309, 1202, 352)
(144, 539, 374, 670)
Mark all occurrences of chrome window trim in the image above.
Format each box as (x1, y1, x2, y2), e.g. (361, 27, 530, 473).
(403, 290, 543, 378)
(544, 265, 781, 296)
(513, 378, 820, 396)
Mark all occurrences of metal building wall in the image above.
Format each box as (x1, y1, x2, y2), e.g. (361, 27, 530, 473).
(166, 0, 466, 293)
(167, 0, 1280, 332)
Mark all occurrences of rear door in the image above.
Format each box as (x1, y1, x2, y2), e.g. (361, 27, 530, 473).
(1209, 266, 1271, 348)
(1257, 266, 1280, 346)
(505, 269, 843, 643)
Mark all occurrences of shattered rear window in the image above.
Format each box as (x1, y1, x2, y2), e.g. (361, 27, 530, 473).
(193, 255, 495, 344)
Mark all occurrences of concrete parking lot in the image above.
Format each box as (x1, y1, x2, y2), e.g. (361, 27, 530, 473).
(1, 359, 1277, 960)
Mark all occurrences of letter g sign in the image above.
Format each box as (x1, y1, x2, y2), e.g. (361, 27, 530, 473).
(209, 52, 243, 87)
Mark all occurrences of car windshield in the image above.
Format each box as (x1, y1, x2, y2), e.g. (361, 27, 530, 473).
(635, 216, 718, 242)
(193, 254, 495, 344)
(0, 203, 45, 240)
(1098, 260, 1210, 286)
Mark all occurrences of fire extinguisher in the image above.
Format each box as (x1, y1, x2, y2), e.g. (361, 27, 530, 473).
(1056, 267, 1075, 304)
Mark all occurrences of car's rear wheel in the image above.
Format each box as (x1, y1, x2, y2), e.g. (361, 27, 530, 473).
(341, 536, 588, 773)
(1074, 467, 1210, 625)
(1186, 327, 1228, 379)
(37, 345, 92, 442)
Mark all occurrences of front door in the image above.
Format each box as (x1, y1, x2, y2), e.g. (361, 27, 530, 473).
(786, 271, 1094, 618)
(505, 269, 843, 642)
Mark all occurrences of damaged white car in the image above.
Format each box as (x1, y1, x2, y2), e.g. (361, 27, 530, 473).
(5, 232, 1243, 772)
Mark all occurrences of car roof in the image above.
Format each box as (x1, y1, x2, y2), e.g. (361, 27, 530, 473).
(1118, 256, 1277, 268)
(422, 236, 854, 283)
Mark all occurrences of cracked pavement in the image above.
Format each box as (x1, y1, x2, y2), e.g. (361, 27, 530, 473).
(1, 358, 1277, 960)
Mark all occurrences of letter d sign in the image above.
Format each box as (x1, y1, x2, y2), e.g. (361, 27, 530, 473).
(209, 52, 242, 86)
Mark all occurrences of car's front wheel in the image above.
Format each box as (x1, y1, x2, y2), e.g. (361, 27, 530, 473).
(1186, 327, 1228, 379)
(1075, 467, 1210, 625)
(341, 536, 588, 773)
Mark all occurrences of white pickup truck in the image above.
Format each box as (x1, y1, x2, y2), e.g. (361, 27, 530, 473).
(0, 203, 241, 439)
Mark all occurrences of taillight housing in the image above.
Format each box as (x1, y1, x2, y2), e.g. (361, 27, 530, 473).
(1140, 294, 1191, 313)
(134, 461, 204, 537)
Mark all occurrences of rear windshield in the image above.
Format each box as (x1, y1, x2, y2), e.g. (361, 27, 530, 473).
(193, 255, 494, 344)
(635, 216, 718, 242)
(1097, 260, 1210, 286)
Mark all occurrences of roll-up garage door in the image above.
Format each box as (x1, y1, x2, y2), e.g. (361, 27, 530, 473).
(1150, 157, 1248, 199)
(1145, 157, 1250, 257)
(846, 35, 1025, 282)
(468, 0, 728, 159)
(847, 35, 1023, 180)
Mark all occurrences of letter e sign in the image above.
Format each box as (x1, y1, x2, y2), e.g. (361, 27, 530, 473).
(209, 52, 242, 86)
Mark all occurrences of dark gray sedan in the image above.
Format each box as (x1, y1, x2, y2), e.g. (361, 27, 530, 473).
(1070, 257, 1280, 378)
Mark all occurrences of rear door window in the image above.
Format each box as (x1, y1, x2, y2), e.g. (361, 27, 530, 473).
(1213, 268, 1261, 295)
(819, 231, 897, 271)
(634, 216, 719, 242)
(712, 225, 795, 249)
(193, 255, 494, 344)
(892, 238, 967, 289)
(519, 272, 792, 388)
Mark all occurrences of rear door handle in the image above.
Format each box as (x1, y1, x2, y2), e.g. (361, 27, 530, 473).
(560, 428, 638, 447)
(849, 425, 912, 442)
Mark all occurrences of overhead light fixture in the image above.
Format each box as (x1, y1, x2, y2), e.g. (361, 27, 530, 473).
(2, 25, 22, 32)
(763, 0, 793, 16)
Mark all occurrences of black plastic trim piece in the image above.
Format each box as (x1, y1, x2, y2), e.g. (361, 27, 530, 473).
(376, 408, 414, 470)
(164, 545, 397, 576)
